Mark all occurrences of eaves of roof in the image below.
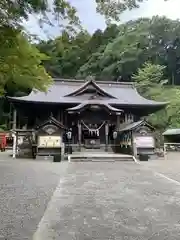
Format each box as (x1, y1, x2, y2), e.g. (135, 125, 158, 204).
(7, 79, 168, 110)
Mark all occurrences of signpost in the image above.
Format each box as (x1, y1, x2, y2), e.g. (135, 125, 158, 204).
(133, 135, 155, 161)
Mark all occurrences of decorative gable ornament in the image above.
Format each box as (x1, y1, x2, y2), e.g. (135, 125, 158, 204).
(85, 75, 95, 82)
(64, 79, 116, 99)
(42, 124, 58, 135)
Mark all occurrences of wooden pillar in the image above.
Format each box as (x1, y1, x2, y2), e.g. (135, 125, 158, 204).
(61, 110, 64, 124)
(78, 120, 81, 151)
(12, 108, 18, 158)
(125, 113, 128, 123)
(116, 114, 120, 131)
(57, 109, 61, 122)
(12, 132, 17, 158)
(13, 108, 17, 130)
(64, 111, 67, 126)
(105, 121, 109, 152)
(132, 132, 137, 158)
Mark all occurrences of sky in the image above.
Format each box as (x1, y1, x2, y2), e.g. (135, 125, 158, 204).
(23, 0, 180, 40)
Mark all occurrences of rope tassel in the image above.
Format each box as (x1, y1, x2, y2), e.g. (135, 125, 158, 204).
(81, 120, 105, 136)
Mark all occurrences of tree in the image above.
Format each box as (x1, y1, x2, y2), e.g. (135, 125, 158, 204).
(0, 0, 80, 31)
(1, 0, 169, 30)
(147, 87, 180, 129)
(133, 62, 180, 129)
(37, 30, 91, 77)
(0, 27, 52, 96)
(37, 25, 121, 78)
(132, 62, 167, 95)
(96, 0, 145, 22)
(75, 17, 180, 83)
(0, 0, 137, 31)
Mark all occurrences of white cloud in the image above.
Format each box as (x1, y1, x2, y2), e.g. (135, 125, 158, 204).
(23, 0, 180, 40)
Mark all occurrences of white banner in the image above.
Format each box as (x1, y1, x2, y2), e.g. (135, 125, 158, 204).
(134, 136, 155, 148)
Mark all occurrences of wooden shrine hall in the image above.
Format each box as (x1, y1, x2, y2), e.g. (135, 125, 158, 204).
(7, 78, 167, 152)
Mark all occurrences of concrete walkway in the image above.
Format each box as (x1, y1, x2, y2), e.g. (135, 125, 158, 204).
(33, 162, 180, 240)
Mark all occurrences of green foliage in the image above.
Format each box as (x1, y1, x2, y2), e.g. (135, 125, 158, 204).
(133, 62, 168, 94)
(0, 26, 52, 96)
(36, 16, 180, 131)
(37, 30, 91, 77)
(75, 17, 180, 82)
(96, 0, 145, 22)
(0, 124, 8, 132)
(148, 87, 180, 129)
(3, 13, 178, 131)
(0, 0, 158, 30)
(133, 62, 180, 129)
(0, 0, 80, 31)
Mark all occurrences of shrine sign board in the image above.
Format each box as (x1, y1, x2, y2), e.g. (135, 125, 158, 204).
(38, 136, 62, 148)
(35, 116, 66, 157)
(134, 136, 155, 148)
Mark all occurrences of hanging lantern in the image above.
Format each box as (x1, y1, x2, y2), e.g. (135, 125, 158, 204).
(113, 131, 118, 139)
(66, 131, 72, 140)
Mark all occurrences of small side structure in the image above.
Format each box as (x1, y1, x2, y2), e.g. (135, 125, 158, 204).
(34, 116, 67, 160)
(11, 129, 34, 158)
(114, 120, 156, 157)
(12, 116, 68, 160)
(163, 129, 180, 153)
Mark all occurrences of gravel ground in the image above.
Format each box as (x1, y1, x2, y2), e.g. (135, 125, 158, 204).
(34, 161, 180, 240)
(0, 156, 69, 240)
(140, 157, 180, 182)
(1, 155, 180, 239)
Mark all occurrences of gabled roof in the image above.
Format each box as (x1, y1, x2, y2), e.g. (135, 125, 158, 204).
(35, 116, 66, 130)
(7, 79, 168, 112)
(67, 101, 123, 115)
(119, 120, 155, 132)
(65, 79, 116, 99)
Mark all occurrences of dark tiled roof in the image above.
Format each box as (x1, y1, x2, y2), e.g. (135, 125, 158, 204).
(119, 120, 155, 132)
(35, 116, 66, 130)
(65, 79, 116, 98)
(7, 78, 167, 108)
(67, 102, 123, 113)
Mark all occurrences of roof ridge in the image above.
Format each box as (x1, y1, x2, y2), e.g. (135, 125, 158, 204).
(53, 78, 134, 86)
(64, 79, 117, 98)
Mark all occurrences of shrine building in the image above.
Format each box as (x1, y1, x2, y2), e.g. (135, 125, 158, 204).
(7, 78, 167, 151)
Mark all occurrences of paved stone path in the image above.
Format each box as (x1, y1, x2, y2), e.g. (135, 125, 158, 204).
(34, 162, 180, 240)
(1, 158, 180, 239)
(0, 158, 68, 240)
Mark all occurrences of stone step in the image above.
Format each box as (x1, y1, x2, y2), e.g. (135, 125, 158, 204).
(69, 153, 134, 162)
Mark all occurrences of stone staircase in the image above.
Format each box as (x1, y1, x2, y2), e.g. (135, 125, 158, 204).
(68, 151, 135, 162)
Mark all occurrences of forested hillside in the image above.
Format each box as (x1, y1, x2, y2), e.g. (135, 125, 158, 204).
(36, 16, 180, 130)
(0, 0, 173, 131)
